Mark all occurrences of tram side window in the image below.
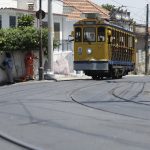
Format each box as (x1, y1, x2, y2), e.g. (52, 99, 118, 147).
(132, 36, 135, 48)
(116, 31, 119, 46)
(125, 34, 128, 47)
(119, 33, 125, 46)
(97, 27, 105, 42)
(75, 27, 82, 42)
(111, 30, 116, 44)
(128, 36, 133, 48)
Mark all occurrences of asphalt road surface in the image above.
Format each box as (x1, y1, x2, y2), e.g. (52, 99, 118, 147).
(0, 75, 150, 150)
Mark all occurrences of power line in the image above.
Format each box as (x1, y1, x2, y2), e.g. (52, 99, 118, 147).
(92, 0, 148, 24)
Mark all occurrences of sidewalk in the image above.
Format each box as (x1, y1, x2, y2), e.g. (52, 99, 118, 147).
(1, 74, 146, 86)
(53, 73, 91, 81)
(17, 74, 91, 85)
(0, 73, 91, 86)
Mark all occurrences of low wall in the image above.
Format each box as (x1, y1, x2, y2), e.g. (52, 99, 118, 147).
(0, 51, 74, 83)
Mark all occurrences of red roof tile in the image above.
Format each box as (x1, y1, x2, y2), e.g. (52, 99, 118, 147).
(63, 0, 109, 20)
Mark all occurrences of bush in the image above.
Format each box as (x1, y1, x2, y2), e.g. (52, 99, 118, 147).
(0, 27, 60, 53)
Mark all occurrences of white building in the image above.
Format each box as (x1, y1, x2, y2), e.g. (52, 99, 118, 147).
(0, 0, 75, 83)
(0, 0, 17, 8)
(0, 0, 66, 38)
(0, 0, 63, 14)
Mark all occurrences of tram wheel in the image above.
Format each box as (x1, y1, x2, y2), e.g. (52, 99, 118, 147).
(92, 75, 100, 80)
(112, 69, 119, 79)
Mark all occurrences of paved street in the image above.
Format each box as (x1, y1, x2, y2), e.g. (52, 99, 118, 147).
(0, 75, 150, 150)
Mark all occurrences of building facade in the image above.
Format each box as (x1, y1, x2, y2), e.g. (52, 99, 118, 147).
(0, 0, 73, 83)
(0, 0, 63, 14)
(135, 24, 150, 74)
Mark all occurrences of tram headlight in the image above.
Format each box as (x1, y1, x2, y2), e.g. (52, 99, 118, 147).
(87, 48, 92, 55)
(78, 47, 82, 55)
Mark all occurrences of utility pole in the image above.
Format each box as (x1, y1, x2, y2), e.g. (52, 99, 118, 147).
(38, 0, 44, 80)
(47, 0, 54, 77)
(145, 4, 149, 75)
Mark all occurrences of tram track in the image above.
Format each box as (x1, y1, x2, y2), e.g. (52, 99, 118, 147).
(70, 80, 150, 121)
(111, 81, 150, 106)
(0, 131, 41, 150)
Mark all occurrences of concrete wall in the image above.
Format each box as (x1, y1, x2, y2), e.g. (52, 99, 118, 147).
(0, 51, 74, 83)
(136, 49, 150, 74)
(0, 51, 25, 82)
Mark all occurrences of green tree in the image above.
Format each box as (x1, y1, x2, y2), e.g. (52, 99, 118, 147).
(101, 4, 117, 12)
(0, 29, 5, 49)
(17, 15, 34, 28)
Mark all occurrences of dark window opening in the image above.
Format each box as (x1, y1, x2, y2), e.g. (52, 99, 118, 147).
(42, 21, 48, 28)
(9, 16, 16, 28)
(0, 15, 2, 29)
(54, 22, 60, 41)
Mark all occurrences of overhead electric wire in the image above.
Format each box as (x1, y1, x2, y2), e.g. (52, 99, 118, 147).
(92, 0, 149, 24)
(145, 0, 150, 4)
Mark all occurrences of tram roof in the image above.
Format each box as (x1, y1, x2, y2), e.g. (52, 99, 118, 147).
(74, 21, 134, 34)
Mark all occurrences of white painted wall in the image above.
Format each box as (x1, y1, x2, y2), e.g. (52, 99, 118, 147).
(1, 13, 9, 28)
(0, 0, 63, 14)
(63, 19, 76, 40)
(0, 9, 66, 46)
(0, 9, 18, 28)
(17, 0, 37, 10)
(36, 0, 63, 14)
(36, 13, 64, 42)
(0, 0, 17, 8)
(52, 0, 63, 14)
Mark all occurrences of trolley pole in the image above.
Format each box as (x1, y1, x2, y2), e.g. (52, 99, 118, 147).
(39, 0, 44, 80)
(47, 0, 54, 78)
(145, 4, 149, 75)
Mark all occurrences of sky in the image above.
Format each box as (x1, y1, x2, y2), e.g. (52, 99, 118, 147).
(92, 0, 150, 24)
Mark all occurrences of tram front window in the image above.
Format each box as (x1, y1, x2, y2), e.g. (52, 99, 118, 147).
(83, 27, 96, 42)
(75, 27, 82, 42)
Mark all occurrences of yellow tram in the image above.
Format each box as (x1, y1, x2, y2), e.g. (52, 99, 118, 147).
(73, 14, 136, 79)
